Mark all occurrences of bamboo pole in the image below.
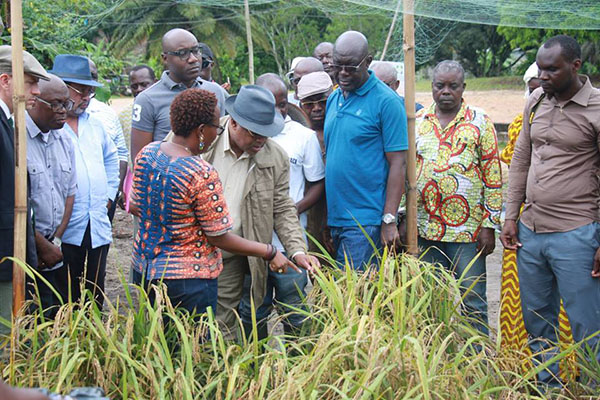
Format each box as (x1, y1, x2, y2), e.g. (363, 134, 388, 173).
(244, 0, 254, 84)
(10, 0, 27, 316)
(380, 0, 402, 61)
(403, 0, 418, 255)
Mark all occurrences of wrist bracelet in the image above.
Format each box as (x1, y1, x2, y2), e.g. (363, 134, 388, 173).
(266, 245, 277, 262)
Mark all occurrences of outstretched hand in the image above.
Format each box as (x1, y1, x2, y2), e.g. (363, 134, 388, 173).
(269, 251, 301, 274)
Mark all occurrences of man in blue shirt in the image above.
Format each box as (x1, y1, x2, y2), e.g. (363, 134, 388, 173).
(49, 55, 119, 309)
(324, 31, 408, 270)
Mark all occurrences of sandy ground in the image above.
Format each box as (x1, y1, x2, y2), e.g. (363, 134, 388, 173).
(105, 91, 520, 333)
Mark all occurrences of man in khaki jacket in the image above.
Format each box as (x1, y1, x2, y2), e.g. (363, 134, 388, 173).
(203, 85, 318, 340)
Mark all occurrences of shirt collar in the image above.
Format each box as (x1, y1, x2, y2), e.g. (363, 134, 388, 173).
(424, 100, 469, 128)
(0, 98, 11, 120)
(26, 112, 43, 139)
(568, 75, 594, 107)
(354, 70, 378, 96)
(161, 71, 203, 90)
(221, 118, 249, 159)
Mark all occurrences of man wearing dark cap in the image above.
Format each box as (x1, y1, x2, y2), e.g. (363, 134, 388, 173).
(49, 54, 119, 309)
(0, 45, 49, 334)
(201, 85, 319, 340)
(131, 29, 227, 161)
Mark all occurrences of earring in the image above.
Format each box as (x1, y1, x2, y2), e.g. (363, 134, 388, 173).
(198, 133, 205, 152)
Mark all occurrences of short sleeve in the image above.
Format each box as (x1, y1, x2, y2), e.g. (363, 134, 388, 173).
(131, 92, 156, 133)
(303, 132, 325, 182)
(192, 163, 233, 236)
(381, 95, 408, 152)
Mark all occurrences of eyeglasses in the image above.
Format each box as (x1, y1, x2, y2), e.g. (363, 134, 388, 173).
(35, 96, 74, 112)
(301, 98, 328, 108)
(164, 46, 202, 61)
(206, 122, 224, 135)
(331, 55, 369, 73)
(201, 58, 214, 69)
(67, 84, 96, 98)
(248, 129, 267, 140)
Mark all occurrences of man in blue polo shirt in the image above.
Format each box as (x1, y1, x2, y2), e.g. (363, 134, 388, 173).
(325, 31, 408, 270)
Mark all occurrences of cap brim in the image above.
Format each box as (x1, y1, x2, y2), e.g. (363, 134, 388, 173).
(50, 74, 103, 87)
(225, 95, 284, 138)
(29, 72, 51, 81)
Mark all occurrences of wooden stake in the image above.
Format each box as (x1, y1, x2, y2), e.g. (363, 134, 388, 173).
(403, 0, 418, 255)
(10, 0, 27, 316)
(244, 0, 254, 84)
(380, 0, 402, 61)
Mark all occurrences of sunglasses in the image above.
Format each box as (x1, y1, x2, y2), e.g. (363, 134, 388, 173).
(67, 84, 96, 99)
(164, 46, 202, 61)
(35, 96, 74, 112)
(201, 58, 214, 69)
(331, 55, 369, 73)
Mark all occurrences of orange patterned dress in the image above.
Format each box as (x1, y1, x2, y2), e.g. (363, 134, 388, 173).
(500, 114, 576, 380)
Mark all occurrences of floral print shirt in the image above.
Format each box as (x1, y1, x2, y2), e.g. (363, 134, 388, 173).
(415, 101, 502, 243)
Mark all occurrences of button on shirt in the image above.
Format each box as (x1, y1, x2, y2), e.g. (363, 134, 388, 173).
(209, 119, 250, 258)
(87, 98, 129, 163)
(132, 71, 227, 142)
(26, 113, 77, 238)
(62, 112, 119, 248)
(271, 116, 325, 252)
(506, 77, 600, 232)
(324, 71, 408, 227)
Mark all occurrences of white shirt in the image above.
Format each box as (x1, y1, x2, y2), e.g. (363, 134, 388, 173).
(0, 98, 11, 119)
(271, 116, 325, 252)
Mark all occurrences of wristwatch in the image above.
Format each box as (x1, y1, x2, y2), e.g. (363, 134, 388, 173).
(382, 213, 397, 225)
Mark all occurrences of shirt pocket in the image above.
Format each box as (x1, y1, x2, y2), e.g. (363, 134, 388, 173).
(27, 163, 45, 192)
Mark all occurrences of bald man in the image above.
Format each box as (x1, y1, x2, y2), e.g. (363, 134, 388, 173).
(325, 31, 408, 270)
(371, 61, 423, 111)
(313, 42, 336, 84)
(27, 74, 77, 316)
(288, 57, 323, 105)
(131, 28, 227, 160)
(238, 73, 325, 339)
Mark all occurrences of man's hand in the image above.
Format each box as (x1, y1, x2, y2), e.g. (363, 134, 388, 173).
(293, 253, 320, 274)
(476, 227, 496, 256)
(106, 199, 113, 211)
(398, 219, 407, 246)
(37, 237, 62, 269)
(593, 248, 600, 278)
(381, 223, 400, 249)
(500, 219, 521, 250)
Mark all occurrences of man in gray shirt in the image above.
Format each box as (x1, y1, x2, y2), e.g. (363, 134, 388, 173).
(130, 28, 227, 160)
(26, 74, 77, 315)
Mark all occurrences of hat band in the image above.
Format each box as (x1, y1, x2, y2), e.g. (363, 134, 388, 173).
(54, 71, 94, 80)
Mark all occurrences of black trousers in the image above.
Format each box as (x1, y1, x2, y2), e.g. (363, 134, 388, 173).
(55, 222, 109, 310)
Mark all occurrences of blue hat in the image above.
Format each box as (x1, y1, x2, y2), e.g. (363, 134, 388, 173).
(224, 85, 284, 138)
(48, 54, 103, 87)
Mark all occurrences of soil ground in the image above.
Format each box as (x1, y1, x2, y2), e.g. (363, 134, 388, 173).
(106, 90, 523, 334)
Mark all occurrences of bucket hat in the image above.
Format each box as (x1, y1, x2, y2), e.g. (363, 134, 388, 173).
(224, 85, 284, 137)
(48, 54, 103, 87)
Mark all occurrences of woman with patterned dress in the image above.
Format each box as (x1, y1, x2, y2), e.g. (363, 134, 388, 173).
(499, 64, 575, 379)
(130, 89, 299, 316)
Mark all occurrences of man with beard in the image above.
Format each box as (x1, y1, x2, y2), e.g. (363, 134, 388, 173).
(26, 74, 77, 316)
(131, 28, 226, 160)
(313, 42, 336, 86)
(49, 54, 119, 309)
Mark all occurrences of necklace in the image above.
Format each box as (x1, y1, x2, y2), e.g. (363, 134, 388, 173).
(170, 141, 193, 155)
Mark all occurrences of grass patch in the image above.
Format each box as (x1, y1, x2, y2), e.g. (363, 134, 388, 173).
(416, 76, 524, 92)
(2, 253, 598, 399)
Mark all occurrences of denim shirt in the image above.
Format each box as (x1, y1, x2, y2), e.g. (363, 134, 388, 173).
(61, 112, 119, 248)
(26, 113, 77, 238)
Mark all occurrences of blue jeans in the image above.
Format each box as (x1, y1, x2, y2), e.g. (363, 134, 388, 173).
(330, 225, 381, 271)
(239, 257, 309, 332)
(517, 221, 600, 387)
(132, 269, 218, 317)
(418, 238, 488, 334)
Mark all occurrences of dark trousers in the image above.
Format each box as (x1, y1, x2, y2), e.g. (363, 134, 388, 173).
(56, 223, 109, 309)
(26, 268, 60, 319)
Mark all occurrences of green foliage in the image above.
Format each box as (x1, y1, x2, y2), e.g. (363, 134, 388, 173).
(3, 253, 600, 398)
